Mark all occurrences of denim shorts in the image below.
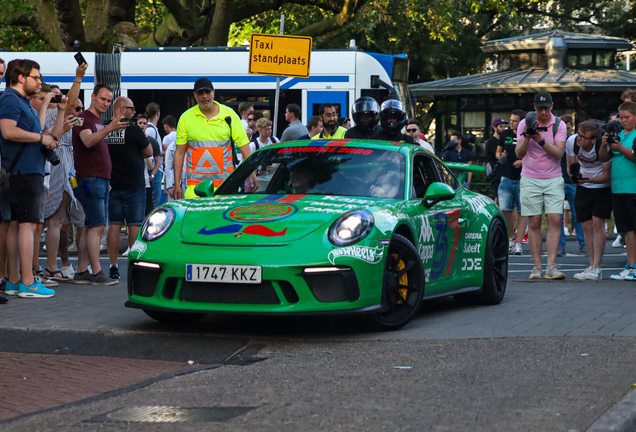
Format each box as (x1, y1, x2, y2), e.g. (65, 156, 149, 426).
(497, 177, 521, 213)
(109, 188, 146, 226)
(73, 177, 110, 228)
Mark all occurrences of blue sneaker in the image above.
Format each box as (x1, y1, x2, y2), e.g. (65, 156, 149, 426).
(626, 266, 636, 281)
(18, 280, 55, 298)
(611, 264, 631, 281)
(4, 280, 19, 296)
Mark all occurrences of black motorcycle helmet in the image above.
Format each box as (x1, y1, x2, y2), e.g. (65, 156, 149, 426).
(352, 96, 380, 132)
(379, 100, 407, 134)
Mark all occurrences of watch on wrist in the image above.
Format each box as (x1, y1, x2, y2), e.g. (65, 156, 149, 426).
(39, 131, 44, 143)
(538, 139, 546, 147)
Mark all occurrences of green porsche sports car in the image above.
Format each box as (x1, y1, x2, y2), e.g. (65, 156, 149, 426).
(125, 139, 508, 331)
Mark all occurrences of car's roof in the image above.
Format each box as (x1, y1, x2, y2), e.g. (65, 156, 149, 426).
(263, 138, 428, 155)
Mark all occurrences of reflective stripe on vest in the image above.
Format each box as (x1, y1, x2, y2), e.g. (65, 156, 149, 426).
(185, 139, 234, 186)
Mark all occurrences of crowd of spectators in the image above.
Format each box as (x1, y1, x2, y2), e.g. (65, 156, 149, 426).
(1, 55, 633, 305)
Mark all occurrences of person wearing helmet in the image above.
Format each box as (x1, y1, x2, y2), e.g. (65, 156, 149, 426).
(345, 96, 381, 139)
(370, 100, 415, 144)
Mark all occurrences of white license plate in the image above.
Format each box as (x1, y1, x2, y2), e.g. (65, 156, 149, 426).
(186, 264, 262, 284)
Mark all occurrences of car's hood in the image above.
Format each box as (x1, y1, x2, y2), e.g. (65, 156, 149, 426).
(179, 194, 386, 246)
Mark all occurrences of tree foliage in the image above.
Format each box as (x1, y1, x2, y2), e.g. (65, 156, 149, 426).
(0, 0, 633, 85)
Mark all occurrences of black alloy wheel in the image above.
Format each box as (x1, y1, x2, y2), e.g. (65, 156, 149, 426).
(365, 234, 425, 331)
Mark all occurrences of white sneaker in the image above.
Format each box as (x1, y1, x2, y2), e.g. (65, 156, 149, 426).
(585, 267, 602, 281)
(68, 243, 78, 252)
(509, 239, 515, 254)
(61, 265, 76, 279)
(99, 244, 107, 251)
(574, 266, 592, 280)
(564, 227, 570, 236)
(613, 235, 623, 248)
(122, 247, 130, 257)
(513, 243, 523, 255)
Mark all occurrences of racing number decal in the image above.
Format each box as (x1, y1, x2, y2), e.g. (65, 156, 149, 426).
(430, 209, 462, 280)
(430, 213, 448, 279)
(443, 209, 462, 277)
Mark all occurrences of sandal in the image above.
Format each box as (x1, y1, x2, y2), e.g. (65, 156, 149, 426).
(45, 268, 71, 282)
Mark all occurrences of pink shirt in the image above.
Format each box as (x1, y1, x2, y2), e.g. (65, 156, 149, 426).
(517, 114, 567, 179)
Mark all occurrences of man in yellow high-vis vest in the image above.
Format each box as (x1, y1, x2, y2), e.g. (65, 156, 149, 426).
(173, 78, 257, 199)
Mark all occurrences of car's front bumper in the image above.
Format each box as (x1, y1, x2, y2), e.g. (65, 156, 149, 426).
(126, 239, 386, 314)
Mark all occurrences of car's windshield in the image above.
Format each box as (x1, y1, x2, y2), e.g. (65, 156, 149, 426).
(216, 146, 405, 199)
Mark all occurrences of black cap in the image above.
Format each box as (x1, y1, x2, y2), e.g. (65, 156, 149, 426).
(194, 77, 214, 93)
(534, 91, 552, 108)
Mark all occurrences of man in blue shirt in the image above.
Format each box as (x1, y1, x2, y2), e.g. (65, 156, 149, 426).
(0, 59, 58, 299)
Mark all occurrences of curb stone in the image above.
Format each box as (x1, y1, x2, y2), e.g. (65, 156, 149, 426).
(588, 387, 636, 432)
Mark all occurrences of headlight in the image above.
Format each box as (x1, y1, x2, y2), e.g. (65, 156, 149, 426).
(141, 207, 175, 241)
(328, 210, 374, 246)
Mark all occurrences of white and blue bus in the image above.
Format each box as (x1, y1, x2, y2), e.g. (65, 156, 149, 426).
(0, 47, 411, 133)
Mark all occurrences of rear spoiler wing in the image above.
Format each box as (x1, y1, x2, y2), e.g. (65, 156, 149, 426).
(444, 162, 485, 183)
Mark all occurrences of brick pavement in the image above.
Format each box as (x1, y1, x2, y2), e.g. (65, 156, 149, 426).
(0, 352, 191, 420)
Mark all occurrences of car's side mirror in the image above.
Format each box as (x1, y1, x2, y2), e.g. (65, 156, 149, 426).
(422, 182, 456, 208)
(194, 179, 214, 197)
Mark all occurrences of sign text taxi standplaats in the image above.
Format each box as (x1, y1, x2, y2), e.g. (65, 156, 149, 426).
(249, 34, 312, 78)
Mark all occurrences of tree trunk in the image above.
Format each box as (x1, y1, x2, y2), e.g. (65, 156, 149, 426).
(108, 0, 136, 28)
(206, 0, 235, 46)
(27, 0, 65, 51)
(51, 0, 86, 51)
(84, 0, 110, 51)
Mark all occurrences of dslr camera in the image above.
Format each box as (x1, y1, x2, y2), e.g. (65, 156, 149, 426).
(40, 133, 60, 166)
(522, 111, 548, 137)
(605, 120, 623, 145)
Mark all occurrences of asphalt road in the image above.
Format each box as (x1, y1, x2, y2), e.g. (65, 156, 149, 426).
(1, 239, 636, 431)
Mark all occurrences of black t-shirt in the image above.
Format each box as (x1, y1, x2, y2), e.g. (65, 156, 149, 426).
(370, 129, 416, 144)
(106, 123, 150, 191)
(497, 128, 521, 181)
(486, 136, 499, 166)
(486, 135, 503, 182)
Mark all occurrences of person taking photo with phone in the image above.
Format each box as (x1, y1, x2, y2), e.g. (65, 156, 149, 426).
(71, 84, 127, 286)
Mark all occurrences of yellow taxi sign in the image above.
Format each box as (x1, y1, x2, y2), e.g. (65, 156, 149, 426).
(249, 34, 312, 79)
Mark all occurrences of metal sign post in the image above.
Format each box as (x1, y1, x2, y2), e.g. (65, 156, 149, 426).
(273, 15, 285, 137)
(248, 18, 312, 138)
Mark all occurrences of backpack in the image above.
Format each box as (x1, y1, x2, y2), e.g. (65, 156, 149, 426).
(572, 135, 602, 160)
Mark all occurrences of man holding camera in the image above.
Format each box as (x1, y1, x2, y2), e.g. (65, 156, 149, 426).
(516, 91, 567, 280)
(71, 84, 127, 285)
(0, 59, 58, 298)
(566, 120, 612, 281)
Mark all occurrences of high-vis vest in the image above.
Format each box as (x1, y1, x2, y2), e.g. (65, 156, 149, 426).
(311, 126, 347, 140)
(176, 102, 249, 190)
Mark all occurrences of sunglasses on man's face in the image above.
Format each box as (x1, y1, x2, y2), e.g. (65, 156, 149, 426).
(406, 128, 419, 133)
(74, 107, 84, 112)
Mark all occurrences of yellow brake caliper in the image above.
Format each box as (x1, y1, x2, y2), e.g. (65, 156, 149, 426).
(391, 253, 409, 305)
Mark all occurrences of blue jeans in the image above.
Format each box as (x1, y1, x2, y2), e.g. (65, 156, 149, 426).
(152, 171, 165, 207)
(73, 177, 110, 228)
(560, 183, 585, 248)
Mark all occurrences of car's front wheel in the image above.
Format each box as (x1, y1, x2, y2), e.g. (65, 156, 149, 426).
(143, 309, 208, 324)
(364, 234, 425, 331)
